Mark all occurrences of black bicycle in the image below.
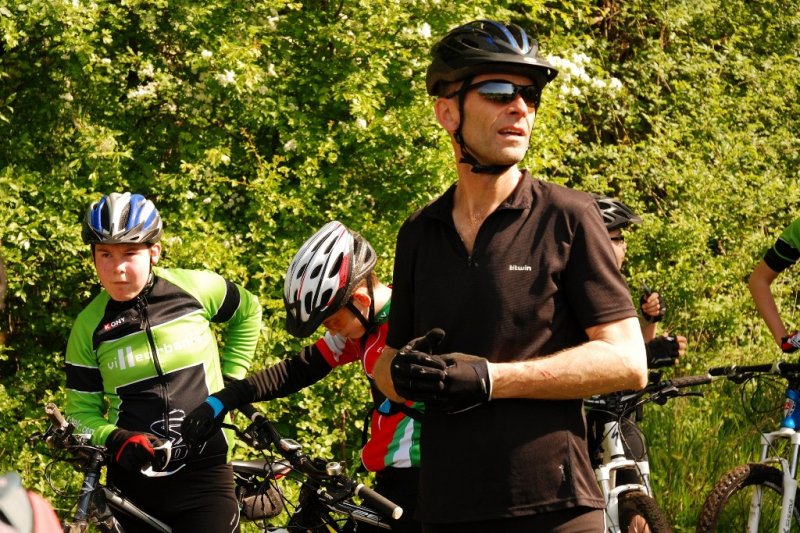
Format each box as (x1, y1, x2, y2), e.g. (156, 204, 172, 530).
(585, 372, 712, 532)
(30, 402, 402, 532)
(230, 403, 402, 531)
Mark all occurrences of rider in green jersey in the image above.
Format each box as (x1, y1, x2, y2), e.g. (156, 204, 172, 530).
(65, 192, 261, 532)
(750, 217, 800, 353)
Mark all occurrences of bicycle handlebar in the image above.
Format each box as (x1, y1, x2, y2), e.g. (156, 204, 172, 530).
(585, 372, 713, 417)
(236, 403, 403, 521)
(38, 403, 172, 477)
(45, 403, 69, 429)
(708, 361, 800, 378)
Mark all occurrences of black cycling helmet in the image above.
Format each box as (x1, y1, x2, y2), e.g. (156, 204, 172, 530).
(284, 221, 378, 338)
(426, 20, 558, 97)
(82, 192, 163, 245)
(592, 193, 642, 231)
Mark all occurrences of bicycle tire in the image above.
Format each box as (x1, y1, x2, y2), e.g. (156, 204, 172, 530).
(617, 490, 673, 533)
(696, 463, 800, 532)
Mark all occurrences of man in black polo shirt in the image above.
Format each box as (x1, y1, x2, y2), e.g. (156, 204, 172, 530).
(373, 20, 648, 532)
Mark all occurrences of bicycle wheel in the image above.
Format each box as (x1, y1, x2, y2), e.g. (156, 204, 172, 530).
(696, 463, 800, 532)
(617, 490, 672, 533)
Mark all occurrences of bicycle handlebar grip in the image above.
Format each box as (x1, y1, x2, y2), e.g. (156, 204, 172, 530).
(671, 374, 713, 388)
(45, 403, 69, 428)
(354, 483, 403, 520)
(238, 404, 284, 449)
(239, 403, 259, 421)
(708, 366, 734, 377)
(778, 361, 800, 373)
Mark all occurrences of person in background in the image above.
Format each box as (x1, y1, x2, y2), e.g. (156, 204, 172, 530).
(749, 217, 800, 353)
(372, 20, 648, 532)
(588, 193, 687, 484)
(182, 221, 423, 533)
(593, 193, 687, 366)
(0, 472, 61, 533)
(65, 192, 261, 532)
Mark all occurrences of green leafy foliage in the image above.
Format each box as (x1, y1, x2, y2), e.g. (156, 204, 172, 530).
(2, 0, 800, 530)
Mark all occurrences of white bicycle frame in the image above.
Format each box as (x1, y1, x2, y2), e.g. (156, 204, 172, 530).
(747, 427, 800, 533)
(595, 418, 654, 533)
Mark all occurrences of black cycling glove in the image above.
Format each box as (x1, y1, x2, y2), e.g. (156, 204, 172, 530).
(390, 329, 447, 401)
(645, 335, 680, 368)
(181, 378, 256, 446)
(106, 428, 164, 472)
(428, 353, 492, 414)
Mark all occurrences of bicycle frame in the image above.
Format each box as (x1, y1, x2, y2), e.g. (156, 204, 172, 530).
(60, 445, 172, 533)
(589, 372, 711, 533)
(596, 417, 654, 532)
(745, 425, 800, 532)
(701, 362, 800, 533)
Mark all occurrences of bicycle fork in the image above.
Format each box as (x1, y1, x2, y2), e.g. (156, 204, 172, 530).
(748, 428, 800, 533)
(596, 421, 654, 532)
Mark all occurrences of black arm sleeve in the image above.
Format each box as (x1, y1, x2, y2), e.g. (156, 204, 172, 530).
(246, 344, 333, 401)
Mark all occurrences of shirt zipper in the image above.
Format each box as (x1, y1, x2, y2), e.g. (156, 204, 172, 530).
(136, 295, 171, 441)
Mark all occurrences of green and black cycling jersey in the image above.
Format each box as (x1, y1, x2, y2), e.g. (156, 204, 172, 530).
(765, 218, 800, 273)
(65, 267, 261, 471)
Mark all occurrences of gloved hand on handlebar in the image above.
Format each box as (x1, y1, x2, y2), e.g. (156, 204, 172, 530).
(645, 334, 683, 368)
(181, 378, 256, 446)
(390, 329, 447, 402)
(428, 352, 492, 414)
(781, 331, 800, 353)
(106, 428, 165, 472)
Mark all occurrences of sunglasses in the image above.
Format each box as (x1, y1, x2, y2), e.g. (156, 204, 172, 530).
(446, 80, 542, 109)
(610, 235, 625, 243)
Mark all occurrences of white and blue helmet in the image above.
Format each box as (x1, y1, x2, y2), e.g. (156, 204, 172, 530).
(82, 192, 163, 245)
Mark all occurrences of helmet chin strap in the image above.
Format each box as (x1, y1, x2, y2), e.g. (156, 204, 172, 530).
(344, 277, 376, 347)
(454, 131, 513, 175)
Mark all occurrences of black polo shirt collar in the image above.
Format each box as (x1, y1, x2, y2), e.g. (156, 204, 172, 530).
(421, 169, 534, 225)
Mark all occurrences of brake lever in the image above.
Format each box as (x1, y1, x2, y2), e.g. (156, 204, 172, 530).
(141, 440, 181, 477)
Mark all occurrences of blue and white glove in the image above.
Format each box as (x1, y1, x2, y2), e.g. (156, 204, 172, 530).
(180, 396, 228, 446)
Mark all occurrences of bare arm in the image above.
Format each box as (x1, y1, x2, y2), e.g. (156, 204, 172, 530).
(373, 345, 402, 402)
(490, 316, 647, 399)
(373, 316, 648, 402)
(749, 259, 787, 345)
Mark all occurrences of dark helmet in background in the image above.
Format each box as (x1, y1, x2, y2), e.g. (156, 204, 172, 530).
(426, 19, 558, 97)
(82, 192, 163, 245)
(592, 193, 643, 231)
(283, 221, 377, 338)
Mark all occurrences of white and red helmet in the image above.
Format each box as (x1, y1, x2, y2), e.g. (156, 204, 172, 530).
(283, 221, 377, 338)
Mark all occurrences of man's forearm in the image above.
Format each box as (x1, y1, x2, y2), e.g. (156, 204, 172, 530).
(491, 316, 647, 399)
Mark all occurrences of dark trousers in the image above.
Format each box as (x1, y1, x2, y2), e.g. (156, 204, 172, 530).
(108, 462, 240, 533)
(357, 466, 421, 533)
(421, 506, 604, 533)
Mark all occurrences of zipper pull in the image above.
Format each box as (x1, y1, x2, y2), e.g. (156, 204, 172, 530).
(135, 297, 147, 330)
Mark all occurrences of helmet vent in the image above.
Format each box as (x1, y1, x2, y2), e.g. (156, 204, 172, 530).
(329, 254, 344, 277)
(118, 204, 131, 232)
(319, 288, 333, 306)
